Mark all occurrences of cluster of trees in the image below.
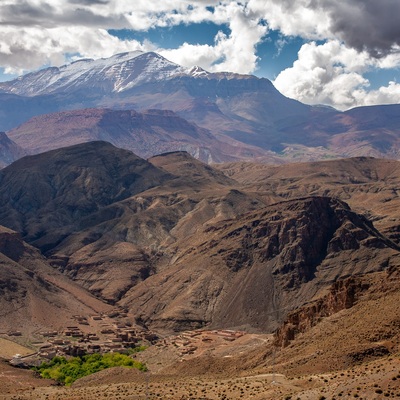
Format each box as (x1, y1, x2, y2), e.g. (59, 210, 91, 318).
(34, 353, 147, 385)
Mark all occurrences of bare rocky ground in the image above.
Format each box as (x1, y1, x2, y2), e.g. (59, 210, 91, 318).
(2, 262, 399, 399)
(0, 339, 33, 359)
(1, 354, 399, 399)
(1, 280, 399, 400)
(1, 149, 400, 399)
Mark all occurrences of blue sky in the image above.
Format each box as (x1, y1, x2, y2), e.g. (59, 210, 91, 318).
(0, 1, 399, 110)
(105, 24, 304, 81)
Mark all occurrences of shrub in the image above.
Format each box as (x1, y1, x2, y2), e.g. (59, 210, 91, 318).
(33, 352, 147, 386)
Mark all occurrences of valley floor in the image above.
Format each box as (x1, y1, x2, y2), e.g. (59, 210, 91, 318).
(1, 356, 399, 399)
(1, 322, 400, 400)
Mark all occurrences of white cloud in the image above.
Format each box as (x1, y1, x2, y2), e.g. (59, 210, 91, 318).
(375, 48, 400, 69)
(247, 0, 332, 39)
(354, 81, 400, 107)
(273, 40, 400, 110)
(0, 1, 220, 30)
(0, 26, 150, 74)
(159, 3, 266, 75)
(248, 0, 400, 57)
(0, 1, 267, 76)
(159, 43, 218, 72)
(0, 0, 400, 109)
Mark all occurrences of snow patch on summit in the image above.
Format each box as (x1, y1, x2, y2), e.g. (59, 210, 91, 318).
(0, 51, 190, 97)
(114, 53, 186, 92)
(187, 66, 209, 78)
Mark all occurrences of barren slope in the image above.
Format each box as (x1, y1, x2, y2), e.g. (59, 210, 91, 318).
(1, 145, 399, 334)
(47, 151, 265, 303)
(218, 156, 400, 244)
(7, 108, 266, 163)
(2, 264, 400, 399)
(0, 132, 25, 168)
(0, 146, 400, 399)
(0, 141, 172, 249)
(0, 225, 111, 336)
(119, 196, 399, 332)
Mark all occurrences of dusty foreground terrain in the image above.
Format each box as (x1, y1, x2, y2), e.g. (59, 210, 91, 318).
(0, 354, 399, 399)
(1, 321, 399, 400)
(1, 265, 400, 399)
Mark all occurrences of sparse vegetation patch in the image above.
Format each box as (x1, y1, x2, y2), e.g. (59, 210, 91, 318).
(33, 353, 147, 385)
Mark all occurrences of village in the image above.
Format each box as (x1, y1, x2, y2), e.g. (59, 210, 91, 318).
(5, 308, 248, 368)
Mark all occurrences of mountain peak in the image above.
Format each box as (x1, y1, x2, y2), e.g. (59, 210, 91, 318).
(187, 65, 209, 77)
(0, 51, 186, 97)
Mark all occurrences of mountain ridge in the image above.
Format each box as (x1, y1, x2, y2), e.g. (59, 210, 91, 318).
(0, 142, 398, 333)
(0, 51, 178, 96)
(0, 51, 399, 165)
(6, 108, 267, 163)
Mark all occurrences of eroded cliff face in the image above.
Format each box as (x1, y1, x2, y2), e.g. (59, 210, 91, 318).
(274, 277, 369, 347)
(274, 253, 400, 349)
(1, 142, 399, 334)
(119, 196, 399, 332)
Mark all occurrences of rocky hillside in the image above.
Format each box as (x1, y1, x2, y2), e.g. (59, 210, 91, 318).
(0, 225, 111, 335)
(119, 196, 399, 332)
(217, 156, 400, 245)
(7, 108, 265, 163)
(259, 259, 400, 377)
(0, 142, 399, 333)
(0, 141, 172, 249)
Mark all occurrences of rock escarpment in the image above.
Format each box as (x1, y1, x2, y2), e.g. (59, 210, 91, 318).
(274, 277, 369, 347)
(0, 143, 399, 333)
(120, 196, 399, 332)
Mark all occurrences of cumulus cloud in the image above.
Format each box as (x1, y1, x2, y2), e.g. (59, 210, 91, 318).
(0, 26, 150, 74)
(158, 2, 266, 75)
(0, 0, 399, 109)
(69, 0, 110, 4)
(248, 0, 400, 58)
(248, 0, 332, 39)
(1, 1, 400, 67)
(322, 0, 400, 58)
(0, 1, 266, 75)
(0, 1, 219, 73)
(273, 40, 400, 110)
(349, 80, 400, 109)
(0, 1, 220, 29)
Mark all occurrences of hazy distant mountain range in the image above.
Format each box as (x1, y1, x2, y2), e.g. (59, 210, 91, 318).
(0, 51, 399, 166)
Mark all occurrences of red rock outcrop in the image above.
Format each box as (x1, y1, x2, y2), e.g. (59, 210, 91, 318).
(274, 276, 370, 347)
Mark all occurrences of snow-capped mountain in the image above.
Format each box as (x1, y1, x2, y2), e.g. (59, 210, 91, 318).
(1, 51, 399, 166)
(0, 51, 312, 142)
(0, 51, 248, 98)
(0, 51, 189, 96)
